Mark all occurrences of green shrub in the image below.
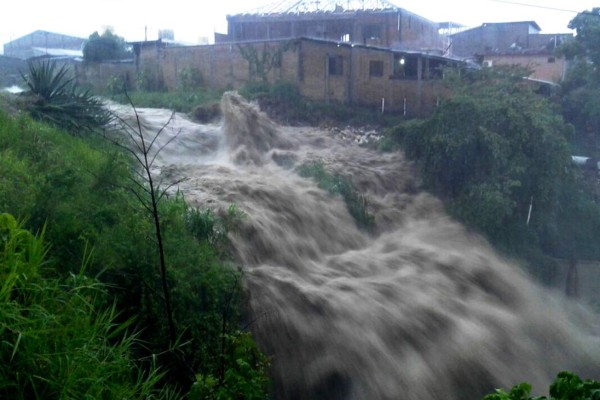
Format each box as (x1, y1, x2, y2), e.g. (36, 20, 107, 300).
(0, 213, 171, 399)
(190, 332, 270, 400)
(297, 160, 375, 231)
(0, 106, 269, 396)
(137, 66, 165, 92)
(484, 371, 600, 400)
(385, 66, 599, 264)
(179, 66, 204, 91)
(19, 60, 112, 134)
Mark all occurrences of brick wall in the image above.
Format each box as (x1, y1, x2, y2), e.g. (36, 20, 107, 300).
(451, 22, 534, 57)
(133, 38, 448, 116)
(155, 40, 300, 91)
(226, 10, 441, 51)
(485, 54, 567, 83)
(73, 62, 137, 91)
(297, 40, 351, 103)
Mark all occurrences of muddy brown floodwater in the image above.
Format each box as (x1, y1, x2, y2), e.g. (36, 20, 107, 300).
(113, 92, 600, 400)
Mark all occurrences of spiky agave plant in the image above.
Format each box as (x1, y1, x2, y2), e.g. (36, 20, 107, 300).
(20, 60, 113, 134)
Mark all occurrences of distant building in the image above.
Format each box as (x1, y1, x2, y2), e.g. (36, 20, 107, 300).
(0, 55, 27, 86)
(4, 30, 85, 60)
(218, 0, 442, 52)
(449, 21, 572, 83)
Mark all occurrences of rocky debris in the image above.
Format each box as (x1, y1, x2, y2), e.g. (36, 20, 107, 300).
(328, 126, 383, 145)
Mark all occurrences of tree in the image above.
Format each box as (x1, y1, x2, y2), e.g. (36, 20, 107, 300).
(105, 92, 182, 347)
(558, 8, 600, 153)
(391, 66, 582, 259)
(83, 29, 131, 62)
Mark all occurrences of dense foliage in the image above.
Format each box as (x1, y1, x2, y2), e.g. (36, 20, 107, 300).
(83, 29, 131, 62)
(558, 8, 600, 155)
(20, 60, 112, 134)
(484, 371, 600, 400)
(383, 66, 600, 267)
(0, 213, 171, 399)
(0, 100, 269, 397)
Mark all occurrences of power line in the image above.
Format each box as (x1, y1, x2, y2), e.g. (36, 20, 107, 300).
(488, 0, 581, 14)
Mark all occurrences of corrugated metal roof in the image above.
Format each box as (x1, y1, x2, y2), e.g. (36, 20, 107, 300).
(31, 47, 83, 57)
(242, 0, 401, 15)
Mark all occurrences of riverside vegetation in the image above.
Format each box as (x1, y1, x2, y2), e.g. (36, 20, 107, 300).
(0, 60, 269, 398)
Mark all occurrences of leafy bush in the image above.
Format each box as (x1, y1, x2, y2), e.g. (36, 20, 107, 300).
(297, 160, 375, 231)
(484, 371, 600, 400)
(106, 73, 134, 96)
(190, 332, 270, 400)
(179, 66, 204, 91)
(384, 66, 600, 263)
(0, 213, 170, 399)
(20, 60, 112, 134)
(137, 65, 166, 92)
(0, 106, 269, 397)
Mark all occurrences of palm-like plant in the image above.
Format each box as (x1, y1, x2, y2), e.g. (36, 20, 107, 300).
(20, 61, 112, 134)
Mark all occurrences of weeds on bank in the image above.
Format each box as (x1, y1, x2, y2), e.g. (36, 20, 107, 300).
(296, 160, 375, 231)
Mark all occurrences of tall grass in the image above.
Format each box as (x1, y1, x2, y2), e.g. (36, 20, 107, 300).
(0, 213, 171, 399)
(296, 160, 375, 231)
(110, 89, 223, 114)
(0, 105, 269, 397)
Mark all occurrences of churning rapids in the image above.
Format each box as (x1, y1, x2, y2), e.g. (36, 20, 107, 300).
(113, 93, 600, 400)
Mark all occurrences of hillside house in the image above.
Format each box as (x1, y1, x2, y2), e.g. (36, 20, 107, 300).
(449, 21, 572, 82)
(0, 55, 27, 86)
(122, 1, 468, 117)
(219, 0, 442, 52)
(134, 37, 461, 117)
(4, 30, 85, 60)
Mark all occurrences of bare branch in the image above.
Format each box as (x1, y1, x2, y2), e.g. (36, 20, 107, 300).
(157, 177, 189, 203)
(128, 187, 154, 215)
(149, 127, 182, 168)
(102, 132, 146, 167)
(128, 175, 151, 197)
(147, 111, 177, 154)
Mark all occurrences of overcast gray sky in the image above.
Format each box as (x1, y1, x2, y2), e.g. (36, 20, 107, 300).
(1, 0, 598, 52)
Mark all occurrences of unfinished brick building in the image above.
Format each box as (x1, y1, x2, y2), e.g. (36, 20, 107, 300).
(126, 1, 459, 117)
(449, 21, 573, 83)
(218, 0, 442, 52)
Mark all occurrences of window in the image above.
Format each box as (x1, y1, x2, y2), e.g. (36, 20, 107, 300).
(328, 55, 343, 76)
(392, 54, 418, 79)
(340, 33, 351, 42)
(363, 25, 382, 40)
(369, 60, 384, 77)
(393, 55, 405, 78)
